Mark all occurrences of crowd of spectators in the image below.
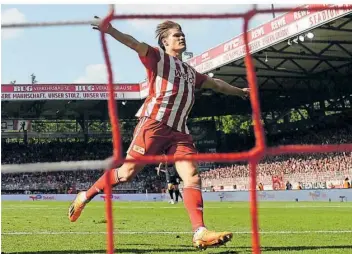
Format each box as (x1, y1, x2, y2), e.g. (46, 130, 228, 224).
(201, 127, 352, 187)
(2, 126, 351, 193)
(1, 141, 162, 194)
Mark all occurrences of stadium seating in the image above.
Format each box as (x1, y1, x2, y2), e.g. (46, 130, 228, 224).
(201, 127, 352, 189)
(2, 127, 351, 193)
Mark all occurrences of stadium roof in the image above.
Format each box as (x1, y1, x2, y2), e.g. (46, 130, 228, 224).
(188, 4, 352, 110)
(204, 14, 352, 90)
(2, 4, 352, 120)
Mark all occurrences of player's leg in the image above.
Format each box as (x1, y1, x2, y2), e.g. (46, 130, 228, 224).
(178, 188, 183, 201)
(85, 117, 149, 200)
(69, 117, 166, 222)
(175, 158, 232, 249)
(69, 155, 144, 222)
(69, 118, 147, 222)
(168, 183, 175, 204)
(170, 133, 232, 250)
(174, 184, 180, 203)
(173, 159, 204, 230)
(86, 154, 144, 200)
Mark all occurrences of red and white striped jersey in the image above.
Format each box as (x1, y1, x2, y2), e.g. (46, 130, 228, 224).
(136, 46, 207, 134)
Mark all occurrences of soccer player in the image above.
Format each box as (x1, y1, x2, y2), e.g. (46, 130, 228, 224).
(69, 16, 249, 250)
(156, 161, 183, 204)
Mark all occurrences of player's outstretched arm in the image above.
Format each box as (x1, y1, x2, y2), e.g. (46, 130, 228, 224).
(91, 16, 148, 57)
(202, 77, 250, 99)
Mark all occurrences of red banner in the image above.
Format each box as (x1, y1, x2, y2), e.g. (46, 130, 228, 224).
(1, 84, 140, 93)
(1, 83, 148, 101)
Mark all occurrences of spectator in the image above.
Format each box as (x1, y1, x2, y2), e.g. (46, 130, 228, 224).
(286, 181, 292, 190)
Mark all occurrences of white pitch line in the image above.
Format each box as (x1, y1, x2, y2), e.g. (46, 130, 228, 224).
(2, 207, 74, 210)
(2, 205, 50, 209)
(2, 207, 183, 210)
(2, 205, 352, 210)
(1, 231, 190, 235)
(284, 205, 352, 208)
(2, 230, 352, 235)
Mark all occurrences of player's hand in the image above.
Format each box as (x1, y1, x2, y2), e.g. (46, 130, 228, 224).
(155, 167, 161, 176)
(240, 88, 250, 99)
(91, 16, 112, 34)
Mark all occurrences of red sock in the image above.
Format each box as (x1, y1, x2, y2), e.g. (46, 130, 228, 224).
(183, 187, 205, 231)
(86, 169, 119, 200)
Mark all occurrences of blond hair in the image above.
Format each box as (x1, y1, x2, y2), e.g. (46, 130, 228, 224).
(155, 21, 182, 50)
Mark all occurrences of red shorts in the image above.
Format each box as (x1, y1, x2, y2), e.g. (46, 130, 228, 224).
(127, 117, 197, 159)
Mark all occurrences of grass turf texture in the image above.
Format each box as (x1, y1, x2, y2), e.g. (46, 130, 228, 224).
(2, 201, 352, 253)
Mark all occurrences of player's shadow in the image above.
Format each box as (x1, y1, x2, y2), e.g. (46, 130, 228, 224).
(261, 245, 352, 252)
(3, 248, 239, 254)
(232, 245, 352, 252)
(2, 247, 195, 254)
(6, 245, 352, 253)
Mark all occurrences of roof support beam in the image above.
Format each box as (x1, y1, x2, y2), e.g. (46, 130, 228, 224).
(335, 43, 352, 57)
(298, 43, 319, 57)
(305, 40, 352, 45)
(317, 43, 335, 56)
(264, 50, 350, 60)
(323, 60, 341, 74)
(290, 59, 308, 74)
(309, 60, 324, 73)
(273, 59, 288, 69)
(337, 17, 352, 29)
(255, 55, 350, 61)
(229, 61, 305, 75)
(318, 27, 352, 32)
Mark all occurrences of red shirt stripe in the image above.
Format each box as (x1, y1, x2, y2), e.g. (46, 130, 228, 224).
(136, 45, 207, 134)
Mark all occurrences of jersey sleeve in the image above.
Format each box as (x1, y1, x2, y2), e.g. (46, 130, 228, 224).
(195, 71, 208, 89)
(139, 45, 161, 70)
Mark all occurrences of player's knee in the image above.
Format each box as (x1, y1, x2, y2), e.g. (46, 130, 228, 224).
(183, 173, 201, 187)
(117, 164, 139, 182)
(118, 171, 134, 182)
(175, 160, 201, 187)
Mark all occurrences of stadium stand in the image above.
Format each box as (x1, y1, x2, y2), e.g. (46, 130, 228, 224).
(201, 126, 352, 190)
(2, 126, 351, 193)
(1, 141, 162, 194)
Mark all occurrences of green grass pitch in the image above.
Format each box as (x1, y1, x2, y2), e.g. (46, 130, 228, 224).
(2, 201, 352, 253)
